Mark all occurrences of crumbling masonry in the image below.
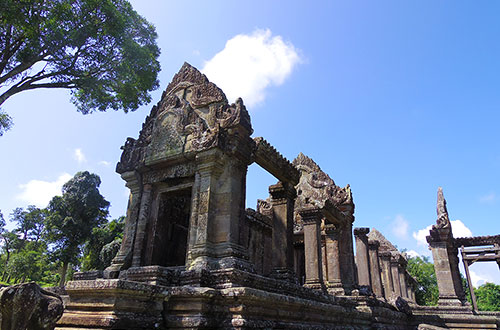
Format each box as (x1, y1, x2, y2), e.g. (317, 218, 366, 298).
(56, 63, 500, 329)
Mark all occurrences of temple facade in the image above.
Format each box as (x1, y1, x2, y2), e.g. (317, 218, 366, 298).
(56, 63, 499, 330)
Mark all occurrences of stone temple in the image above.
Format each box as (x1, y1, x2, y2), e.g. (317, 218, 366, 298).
(56, 63, 500, 329)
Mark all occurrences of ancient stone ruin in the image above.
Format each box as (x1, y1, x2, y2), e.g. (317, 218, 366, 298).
(55, 63, 500, 329)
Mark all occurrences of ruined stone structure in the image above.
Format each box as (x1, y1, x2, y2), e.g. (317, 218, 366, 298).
(56, 64, 499, 329)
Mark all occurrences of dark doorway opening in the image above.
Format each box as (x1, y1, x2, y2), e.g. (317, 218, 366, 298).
(150, 189, 191, 267)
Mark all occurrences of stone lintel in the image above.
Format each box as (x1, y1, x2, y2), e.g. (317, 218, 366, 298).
(253, 137, 300, 186)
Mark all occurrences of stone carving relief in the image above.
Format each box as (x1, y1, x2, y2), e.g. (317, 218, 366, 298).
(292, 153, 353, 213)
(435, 187, 450, 229)
(116, 62, 252, 174)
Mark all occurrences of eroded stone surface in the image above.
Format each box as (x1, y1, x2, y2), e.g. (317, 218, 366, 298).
(0, 282, 63, 330)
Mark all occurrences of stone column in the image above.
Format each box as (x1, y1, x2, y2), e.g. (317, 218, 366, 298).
(390, 253, 402, 296)
(300, 207, 324, 290)
(105, 171, 142, 278)
(398, 260, 408, 299)
(428, 239, 466, 306)
(406, 275, 414, 302)
(426, 187, 466, 306)
(188, 148, 251, 271)
(379, 251, 394, 299)
(131, 183, 153, 267)
(269, 181, 296, 280)
(368, 240, 384, 298)
(354, 227, 371, 287)
(339, 220, 357, 293)
(325, 225, 343, 294)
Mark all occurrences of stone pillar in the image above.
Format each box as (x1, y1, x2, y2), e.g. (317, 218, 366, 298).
(325, 225, 343, 294)
(300, 207, 324, 290)
(398, 259, 408, 299)
(131, 183, 153, 267)
(406, 275, 414, 302)
(379, 251, 394, 299)
(390, 253, 402, 296)
(339, 220, 357, 293)
(368, 240, 384, 298)
(105, 171, 142, 277)
(269, 181, 296, 280)
(188, 148, 251, 271)
(426, 187, 466, 306)
(354, 227, 371, 287)
(428, 239, 466, 306)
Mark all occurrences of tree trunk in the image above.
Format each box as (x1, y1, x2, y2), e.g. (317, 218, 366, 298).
(59, 261, 68, 287)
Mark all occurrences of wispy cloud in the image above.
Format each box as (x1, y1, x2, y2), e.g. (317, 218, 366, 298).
(391, 214, 409, 238)
(17, 173, 72, 207)
(99, 160, 111, 167)
(73, 148, 86, 164)
(202, 28, 302, 107)
(479, 192, 497, 204)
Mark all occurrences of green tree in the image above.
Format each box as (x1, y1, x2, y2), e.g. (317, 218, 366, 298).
(475, 282, 500, 311)
(406, 255, 439, 306)
(46, 171, 109, 286)
(0, 209, 5, 230)
(0, 0, 160, 135)
(10, 205, 47, 241)
(81, 216, 124, 271)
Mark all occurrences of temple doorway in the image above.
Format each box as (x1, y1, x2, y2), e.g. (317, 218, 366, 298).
(150, 188, 191, 267)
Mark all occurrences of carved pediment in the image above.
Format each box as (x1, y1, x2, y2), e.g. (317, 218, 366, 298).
(292, 153, 353, 214)
(117, 63, 253, 173)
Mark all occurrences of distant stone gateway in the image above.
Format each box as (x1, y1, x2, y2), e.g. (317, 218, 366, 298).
(55, 63, 500, 329)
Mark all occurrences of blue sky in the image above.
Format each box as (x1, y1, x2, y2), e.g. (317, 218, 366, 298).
(1, 1, 499, 285)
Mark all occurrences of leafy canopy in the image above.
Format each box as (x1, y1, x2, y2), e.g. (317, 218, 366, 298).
(0, 0, 160, 135)
(475, 282, 500, 311)
(46, 171, 109, 266)
(406, 255, 439, 306)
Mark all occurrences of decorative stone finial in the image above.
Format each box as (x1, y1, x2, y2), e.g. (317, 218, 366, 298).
(436, 187, 450, 229)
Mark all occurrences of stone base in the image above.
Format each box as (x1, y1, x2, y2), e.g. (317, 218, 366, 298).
(56, 279, 168, 329)
(413, 305, 499, 330)
(56, 268, 500, 330)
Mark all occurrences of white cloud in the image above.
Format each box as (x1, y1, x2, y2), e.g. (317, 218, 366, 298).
(17, 173, 72, 207)
(470, 270, 488, 287)
(391, 214, 409, 238)
(413, 224, 433, 247)
(450, 219, 473, 238)
(406, 250, 420, 258)
(99, 160, 111, 167)
(202, 28, 301, 107)
(73, 148, 86, 163)
(479, 192, 496, 204)
(413, 219, 472, 246)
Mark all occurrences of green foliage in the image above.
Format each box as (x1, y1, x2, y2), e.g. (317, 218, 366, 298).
(406, 255, 439, 306)
(0, 0, 160, 134)
(0, 173, 123, 287)
(81, 216, 124, 271)
(0, 209, 5, 230)
(475, 282, 500, 311)
(46, 171, 110, 267)
(0, 111, 11, 136)
(10, 205, 46, 241)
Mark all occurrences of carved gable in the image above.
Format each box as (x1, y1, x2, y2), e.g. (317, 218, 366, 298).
(117, 62, 252, 173)
(293, 152, 353, 213)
